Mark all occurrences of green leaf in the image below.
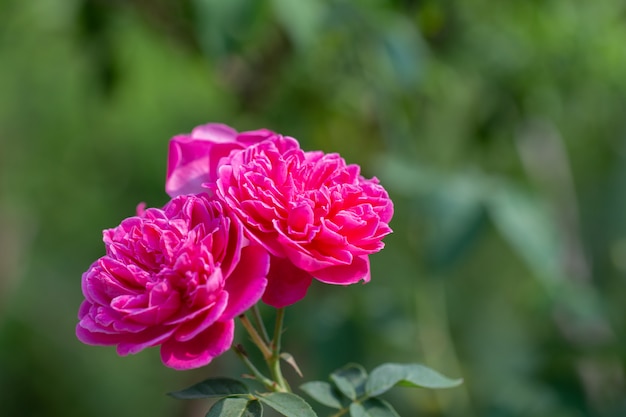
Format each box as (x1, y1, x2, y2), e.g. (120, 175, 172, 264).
(330, 363, 368, 400)
(258, 392, 317, 417)
(366, 363, 462, 396)
(300, 381, 343, 409)
(206, 397, 262, 417)
(271, 0, 325, 49)
(168, 377, 250, 399)
(349, 398, 401, 417)
(379, 16, 425, 89)
(244, 400, 263, 417)
(487, 186, 562, 291)
(425, 177, 487, 270)
(191, 0, 264, 58)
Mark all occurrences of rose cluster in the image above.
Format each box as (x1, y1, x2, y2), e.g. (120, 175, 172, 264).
(77, 123, 393, 369)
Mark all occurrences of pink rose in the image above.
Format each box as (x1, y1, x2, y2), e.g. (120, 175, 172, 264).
(76, 194, 269, 370)
(166, 123, 276, 197)
(215, 135, 393, 307)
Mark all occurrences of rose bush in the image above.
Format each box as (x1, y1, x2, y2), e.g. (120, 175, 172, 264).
(215, 134, 394, 307)
(166, 123, 280, 197)
(76, 194, 269, 369)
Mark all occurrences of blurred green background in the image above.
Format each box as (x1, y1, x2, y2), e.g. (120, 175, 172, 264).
(1, 0, 625, 416)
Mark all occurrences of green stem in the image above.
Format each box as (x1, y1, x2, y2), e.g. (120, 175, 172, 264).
(268, 308, 290, 392)
(271, 307, 285, 353)
(232, 345, 276, 391)
(239, 314, 272, 360)
(252, 304, 271, 345)
(237, 308, 290, 393)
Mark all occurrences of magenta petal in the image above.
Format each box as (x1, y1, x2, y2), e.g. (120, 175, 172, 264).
(166, 137, 212, 197)
(313, 255, 370, 285)
(173, 292, 228, 342)
(78, 312, 177, 355)
(116, 325, 178, 355)
(262, 256, 314, 308)
(221, 244, 269, 320)
(160, 320, 234, 370)
(279, 236, 348, 272)
(78, 303, 146, 334)
(236, 129, 279, 145)
(165, 124, 243, 197)
(191, 123, 238, 142)
(111, 286, 181, 325)
(77, 323, 124, 345)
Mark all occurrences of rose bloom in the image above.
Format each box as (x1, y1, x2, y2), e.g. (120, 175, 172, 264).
(76, 194, 269, 370)
(215, 135, 393, 307)
(166, 123, 275, 197)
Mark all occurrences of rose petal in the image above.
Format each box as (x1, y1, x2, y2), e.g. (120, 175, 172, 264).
(313, 255, 371, 285)
(165, 124, 240, 197)
(221, 245, 269, 319)
(191, 123, 238, 142)
(262, 256, 314, 308)
(160, 320, 235, 370)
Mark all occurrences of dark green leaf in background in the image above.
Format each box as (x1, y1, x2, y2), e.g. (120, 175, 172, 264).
(330, 363, 368, 401)
(258, 392, 317, 417)
(300, 381, 343, 409)
(349, 398, 401, 417)
(271, 0, 326, 49)
(487, 186, 562, 291)
(366, 363, 462, 397)
(168, 377, 250, 399)
(206, 397, 262, 417)
(330, 364, 367, 400)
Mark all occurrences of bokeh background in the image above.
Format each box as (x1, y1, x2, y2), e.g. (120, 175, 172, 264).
(1, 1, 625, 416)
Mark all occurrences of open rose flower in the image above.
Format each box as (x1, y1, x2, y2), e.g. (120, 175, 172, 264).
(76, 194, 269, 370)
(215, 135, 393, 307)
(166, 123, 277, 197)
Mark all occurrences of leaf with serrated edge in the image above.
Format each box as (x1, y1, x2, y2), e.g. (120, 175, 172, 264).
(366, 363, 462, 397)
(300, 381, 343, 409)
(168, 377, 250, 399)
(349, 398, 400, 417)
(330, 363, 368, 400)
(258, 392, 317, 417)
(206, 397, 262, 417)
(280, 352, 303, 377)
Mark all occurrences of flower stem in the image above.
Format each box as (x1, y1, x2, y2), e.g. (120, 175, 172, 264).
(239, 314, 273, 360)
(232, 345, 276, 391)
(268, 308, 290, 392)
(251, 304, 271, 345)
(271, 307, 285, 353)
(238, 308, 291, 393)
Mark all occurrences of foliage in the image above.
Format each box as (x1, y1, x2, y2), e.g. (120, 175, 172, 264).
(301, 363, 461, 416)
(170, 377, 315, 417)
(166, 362, 460, 417)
